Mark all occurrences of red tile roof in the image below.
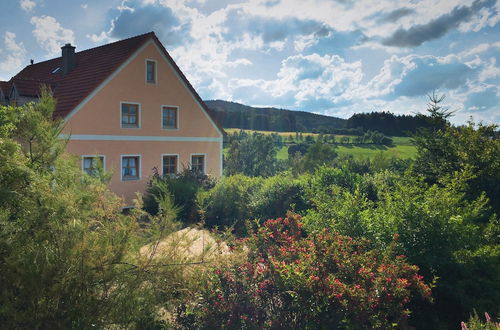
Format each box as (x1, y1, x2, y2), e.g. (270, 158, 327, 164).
(13, 32, 153, 118)
(10, 32, 224, 134)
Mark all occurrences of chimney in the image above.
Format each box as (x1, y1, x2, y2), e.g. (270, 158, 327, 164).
(61, 43, 76, 75)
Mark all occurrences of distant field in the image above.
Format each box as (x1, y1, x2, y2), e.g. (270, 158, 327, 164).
(225, 128, 321, 137)
(226, 128, 416, 160)
(275, 145, 416, 160)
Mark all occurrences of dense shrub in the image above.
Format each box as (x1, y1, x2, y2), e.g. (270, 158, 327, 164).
(302, 168, 499, 327)
(224, 131, 278, 177)
(461, 311, 499, 330)
(143, 168, 215, 222)
(197, 173, 308, 231)
(0, 93, 199, 328)
(249, 172, 308, 221)
(287, 142, 309, 156)
(179, 215, 432, 329)
(197, 174, 263, 229)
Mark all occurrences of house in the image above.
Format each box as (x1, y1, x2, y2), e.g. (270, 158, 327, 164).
(2, 32, 224, 205)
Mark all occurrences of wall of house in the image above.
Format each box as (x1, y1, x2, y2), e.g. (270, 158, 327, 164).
(63, 39, 223, 205)
(66, 140, 221, 205)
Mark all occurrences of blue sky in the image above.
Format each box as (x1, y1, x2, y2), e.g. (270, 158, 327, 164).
(1, 0, 499, 124)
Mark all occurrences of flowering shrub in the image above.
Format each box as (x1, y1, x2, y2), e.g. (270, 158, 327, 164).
(461, 311, 499, 330)
(179, 214, 432, 329)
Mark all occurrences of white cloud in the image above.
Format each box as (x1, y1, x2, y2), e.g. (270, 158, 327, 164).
(30, 16, 75, 57)
(225, 53, 364, 109)
(0, 32, 27, 75)
(19, 0, 36, 12)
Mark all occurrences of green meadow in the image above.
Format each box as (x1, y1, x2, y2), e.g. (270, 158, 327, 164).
(226, 129, 417, 160)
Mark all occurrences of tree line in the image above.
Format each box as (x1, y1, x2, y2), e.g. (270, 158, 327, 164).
(207, 99, 436, 136)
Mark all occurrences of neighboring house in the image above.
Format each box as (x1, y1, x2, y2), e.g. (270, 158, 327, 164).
(0, 81, 10, 105)
(3, 32, 224, 205)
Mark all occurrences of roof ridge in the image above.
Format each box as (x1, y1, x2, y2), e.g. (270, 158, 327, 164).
(23, 31, 155, 67)
(75, 31, 154, 55)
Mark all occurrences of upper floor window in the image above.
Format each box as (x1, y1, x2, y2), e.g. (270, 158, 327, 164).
(122, 156, 140, 180)
(82, 156, 104, 176)
(146, 60, 156, 84)
(191, 155, 205, 175)
(121, 103, 140, 128)
(162, 106, 178, 129)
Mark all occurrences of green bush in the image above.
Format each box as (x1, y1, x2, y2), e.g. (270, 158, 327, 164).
(302, 167, 499, 327)
(0, 94, 204, 328)
(249, 172, 308, 221)
(143, 168, 215, 222)
(197, 174, 263, 229)
(178, 215, 432, 329)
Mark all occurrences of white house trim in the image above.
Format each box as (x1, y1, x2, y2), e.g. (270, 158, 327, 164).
(160, 153, 180, 176)
(59, 134, 221, 142)
(190, 153, 207, 175)
(120, 101, 141, 129)
(120, 154, 142, 181)
(145, 58, 157, 84)
(81, 154, 106, 172)
(161, 104, 180, 130)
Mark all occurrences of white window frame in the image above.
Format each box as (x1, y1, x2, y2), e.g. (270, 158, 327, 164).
(120, 102, 141, 129)
(190, 153, 207, 175)
(161, 153, 180, 176)
(161, 105, 180, 130)
(145, 59, 157, 84)
(120, 154, 142, 181)
(81, 155, 106, 174)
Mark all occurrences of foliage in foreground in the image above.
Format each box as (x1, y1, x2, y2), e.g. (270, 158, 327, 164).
(179, 214, 432, 329)
(461, 311, 499, 330)
(0, 94, 201, 328)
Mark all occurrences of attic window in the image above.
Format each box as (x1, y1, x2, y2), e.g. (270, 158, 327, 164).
(52, 67, 60, 74)
(146, 60, 156, 84)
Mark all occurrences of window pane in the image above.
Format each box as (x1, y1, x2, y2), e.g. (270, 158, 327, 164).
(121, 104, 139, 127)
(147, 61, 155, 83)
(162, 107, 177, 128)
(123, 157, 139, 179)
(163, 156, 177, 175)
(191, 155, 204, 174)
(84, 158, 92, 169)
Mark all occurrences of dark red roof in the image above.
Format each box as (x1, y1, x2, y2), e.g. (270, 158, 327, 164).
(13, 32, 153, 118)
(10, 32, 224, 134)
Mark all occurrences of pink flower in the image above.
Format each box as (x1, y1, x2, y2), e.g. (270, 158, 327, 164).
(461, 321, 468, 330)
(485, 312, 491, 323)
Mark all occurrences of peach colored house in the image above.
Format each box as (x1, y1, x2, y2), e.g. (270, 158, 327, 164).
(5, 32, 224, 205)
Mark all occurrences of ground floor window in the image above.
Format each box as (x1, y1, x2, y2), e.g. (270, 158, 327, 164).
(191, 155, 205, 174)
(162, 155, 178, 176)
(122, 156, 140, 180)
(82, 156, 104, 176)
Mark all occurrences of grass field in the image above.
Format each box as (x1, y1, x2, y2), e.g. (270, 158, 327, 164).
(226, 128, 417, 160)
(275, 144, 416, 160)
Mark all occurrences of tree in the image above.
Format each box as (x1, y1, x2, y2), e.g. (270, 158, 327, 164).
(412, 93, 499, 213)
(0, 92, 202, 328)
(301, 142, 338, 171)
(224, 132, 278, 177)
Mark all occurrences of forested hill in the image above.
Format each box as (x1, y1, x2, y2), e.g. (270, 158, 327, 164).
(205, 100, 436, 136)
(205, 100, 346, 132)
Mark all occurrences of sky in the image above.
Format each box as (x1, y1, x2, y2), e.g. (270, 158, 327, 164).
(0, 0, 499, 124)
